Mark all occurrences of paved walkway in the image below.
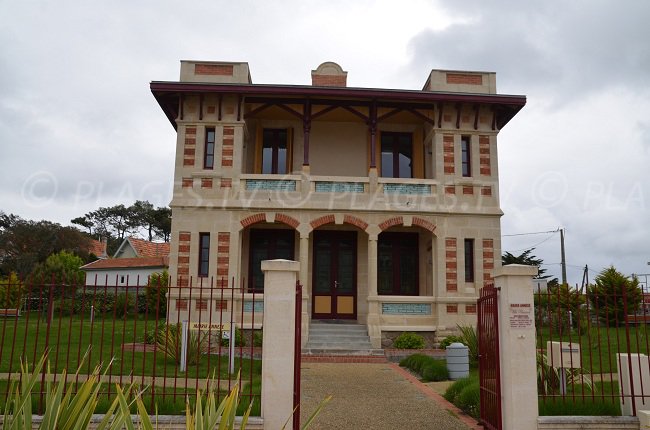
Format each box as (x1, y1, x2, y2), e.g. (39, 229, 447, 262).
(299, 362, 479, 430)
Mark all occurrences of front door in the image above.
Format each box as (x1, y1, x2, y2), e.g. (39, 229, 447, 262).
(312, 231, 357, 319)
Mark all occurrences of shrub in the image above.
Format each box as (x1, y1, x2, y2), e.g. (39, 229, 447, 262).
(146, 270, 169, 318)
(253, 330, 263, 347)
(422, 360, 449, 382)
(456, 381, 481, 419)
(114, 292, 136, 317)
(439, 335, 463, 350)
(444, 375, 477, 403)
(156, 323, 208, 365)
(0, 272, 24, 309)
(52, 298, 78, 316)
(457, 324, 478, 364)
(394, 332, 425, 349)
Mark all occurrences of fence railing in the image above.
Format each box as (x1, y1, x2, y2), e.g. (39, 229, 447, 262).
(0, 274, 261, 415)
(535, 284, 650, 416)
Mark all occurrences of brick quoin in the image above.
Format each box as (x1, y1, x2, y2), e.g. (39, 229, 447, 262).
(446, 237, 458, 292)
(207, 106, 216, 114)
(215, 300, 228, 311)
(185, 127, 197, 135)
(462, 186, 474, 195)
(482, 238, 494, 287)
(178, 244, 190, 253)
(177, 278, 189, 287)
(443, 114, 452, 123)
(194, 64, 234, 76)
(220, 178, 232, 188)
(185, 138, 196, 146)
(218, 232, 231, 243)
(223, 127, 235, 136)
(241, 213, 266, 228)
(201, 178, 213, 189)
(221, 159, 233, 167)
(446, 73, 483, 85)
(310, 214, 335, 229)
(178, 256, 190, 264)
(179, 232, 191, 242)
(216, 232, 230, 281)
(182, 178, 193, 188)
(446, 304, 459, 314)
(443, 135, 454, 143)
(379, 216, 404, 231)
(412, 217, 436, 232)
(183, 158, 194, 167)
(466, 304, 477, 314)
(177, 267, 189, 276)
(175, 299, 188, 310)
(344, 215, 368, 231)
(445, 186, 456, 195)
(275, 213, 300, 229)
(481, 186, 492, 196)
(184, 148, 195, 156)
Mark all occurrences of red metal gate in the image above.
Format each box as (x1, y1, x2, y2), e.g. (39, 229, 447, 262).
(478, 284, 502, 430)
(293, 281, 303, 430)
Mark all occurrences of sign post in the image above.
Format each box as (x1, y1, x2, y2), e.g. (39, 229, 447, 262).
(180, 320, 188, 373)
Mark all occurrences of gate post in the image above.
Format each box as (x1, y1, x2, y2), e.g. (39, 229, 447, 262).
(261, 259, 300, 430)
(494, 264, 538, 430)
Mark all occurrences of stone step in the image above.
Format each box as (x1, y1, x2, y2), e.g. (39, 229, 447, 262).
(307, 333, 372, 342)
(302, 347, 385, 356)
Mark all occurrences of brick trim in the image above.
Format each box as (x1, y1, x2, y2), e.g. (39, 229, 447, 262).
(195, 64, 233, 76)
(378, 216, 404, 231)
(274, 213, 300, 229)
(217, 232, 230, 278)
(479, 135, 491, 176)
(445, 237, 457, 292)
(446, 73, 483, 85)
(343, 215, 368, 231)
(446, 304, 458, 314)
(177, 231, 191, 287)
(443, 134, 455, 175)
(412, 217, 436, 233)
(310, 214, 335, 229)
(482, 238, 494, 287)
(241, 213, 266, 228)
(221, 126, 235, 168)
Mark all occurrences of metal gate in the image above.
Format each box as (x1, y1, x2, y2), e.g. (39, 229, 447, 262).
(478, 284, 502, 430)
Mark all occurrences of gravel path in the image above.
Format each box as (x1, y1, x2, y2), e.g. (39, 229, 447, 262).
(299, 363, 474, 430)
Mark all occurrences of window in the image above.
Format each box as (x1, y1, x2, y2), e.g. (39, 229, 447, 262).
(262, 129, 288, 174)
(381, 132, 413, 178)
(248, 229, 295, 292)
(464, 239, 475, 282)
(198, 233, 210, 277)
(461, 135, 471, 177)
(204, 128, 215, 169)
(378, 232, 418, 295)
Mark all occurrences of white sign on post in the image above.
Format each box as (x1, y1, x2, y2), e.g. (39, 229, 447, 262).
(546, 341, 581, 369)
(509, 303, 533, 329)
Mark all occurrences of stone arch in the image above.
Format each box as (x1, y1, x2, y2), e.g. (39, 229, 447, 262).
(378, 216, 404, 231)
(309, 214, 335, 230)
(240, 213, 267, 228)
(343, 214, 368, 231)
(308, 214, 370, 232)
(412, 217, 437, 233)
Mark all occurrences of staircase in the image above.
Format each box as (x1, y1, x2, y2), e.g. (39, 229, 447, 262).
(303, 321, 384, 356)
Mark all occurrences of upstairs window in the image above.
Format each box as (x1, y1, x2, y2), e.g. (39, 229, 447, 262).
(198, 233, 210, 277)
(461, 135, 471, 177)
(381, 132, 413, 178)
(464, 238, 475, 282)
(262, 129, 288, 174)
(204, 128, 215, 169)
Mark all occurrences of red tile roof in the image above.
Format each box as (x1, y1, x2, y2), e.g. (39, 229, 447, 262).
(81, 256, 169, 270)
(127, 238, 170, 257)
(87, 239, 107, 258)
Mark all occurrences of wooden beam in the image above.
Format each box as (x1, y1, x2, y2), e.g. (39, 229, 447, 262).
(199, 94, 203, 120)
(473, 104, 479, 130)
(369, 102, 377, 168)
(179, 94, 184, 121)
(245, 103, 273, 118)
(303, 100, 312, 166)
(311, 105, 338, 119)
(437, 103, 443, 129)
(218, 95, 222, 121)
(455, 103, 462, 129)
(237, 95, 242, 121)
(406, 108, 435, 126)
(377, 108, 402, 122)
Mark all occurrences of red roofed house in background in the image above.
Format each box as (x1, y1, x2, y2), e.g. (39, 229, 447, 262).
(81, 237, 169, 287)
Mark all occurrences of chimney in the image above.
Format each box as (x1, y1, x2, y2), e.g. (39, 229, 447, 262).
(311, 62, 347, 87)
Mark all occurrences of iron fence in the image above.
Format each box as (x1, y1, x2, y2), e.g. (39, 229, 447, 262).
(0, 274, 262, 414)
(535, 284, 650, 416)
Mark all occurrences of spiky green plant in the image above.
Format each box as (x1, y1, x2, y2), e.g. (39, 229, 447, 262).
(457, 324, 478, 364)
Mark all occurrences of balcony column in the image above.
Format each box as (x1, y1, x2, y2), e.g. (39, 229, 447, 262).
(367, 232, 381, 348)
(302, 100, 311, 174)
(368, 102, 377, 169)
(299, 233, 310, 347)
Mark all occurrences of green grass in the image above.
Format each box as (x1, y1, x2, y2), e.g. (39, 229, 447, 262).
(0, 315, 259, 380)
(0, 379, 261, 416)
(539, 381, 621, 416)
(537, 324, 650, 373)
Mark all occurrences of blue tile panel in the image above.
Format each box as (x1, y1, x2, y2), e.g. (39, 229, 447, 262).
(246, 180, 296, 191)
(243, 300, 264, 313)
(383, 183, 431, 195)
(382, 303, 432, 315)
(315, 181, 365, 193)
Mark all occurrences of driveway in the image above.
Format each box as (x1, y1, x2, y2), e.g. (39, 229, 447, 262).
(299, 362, 478, 430)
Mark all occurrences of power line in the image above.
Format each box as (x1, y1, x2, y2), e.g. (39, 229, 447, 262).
(502, 228, 559, 237)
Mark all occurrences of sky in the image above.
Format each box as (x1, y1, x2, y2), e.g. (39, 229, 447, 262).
(1, 0, 649, 286)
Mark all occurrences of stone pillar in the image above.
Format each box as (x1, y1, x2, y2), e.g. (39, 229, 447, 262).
(366, 234, 381, 348)
(494, 264, 538, 430)
(299, 235, 310, 347)
(261, 259, 300, 430)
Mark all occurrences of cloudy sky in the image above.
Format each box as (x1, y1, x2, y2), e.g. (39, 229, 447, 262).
(1, 0, 649, 286)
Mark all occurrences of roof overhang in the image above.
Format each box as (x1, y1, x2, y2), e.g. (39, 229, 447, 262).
(150, 81, 526, 130)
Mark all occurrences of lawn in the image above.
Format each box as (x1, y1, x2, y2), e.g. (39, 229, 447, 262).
(536, 324, 650, 374)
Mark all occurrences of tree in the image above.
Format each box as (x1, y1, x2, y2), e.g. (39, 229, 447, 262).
(30, 251, 85, 286)
(502, 248, 559, 287)
(587, 266, 642, 326)
(0, 213, 91, 277)
(0, 272, 24, 308)
(146, 270, 169, 318)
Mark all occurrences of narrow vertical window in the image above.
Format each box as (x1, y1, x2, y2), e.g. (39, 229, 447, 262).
(198, 233, 210, 277)
(261, 129, 288, 174)
(461, 135, 471, 177)
(204, 128, 215, 169)
(464, 238, 475, 282)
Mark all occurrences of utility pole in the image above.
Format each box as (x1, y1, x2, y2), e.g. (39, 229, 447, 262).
(560, 228, 567, 285)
